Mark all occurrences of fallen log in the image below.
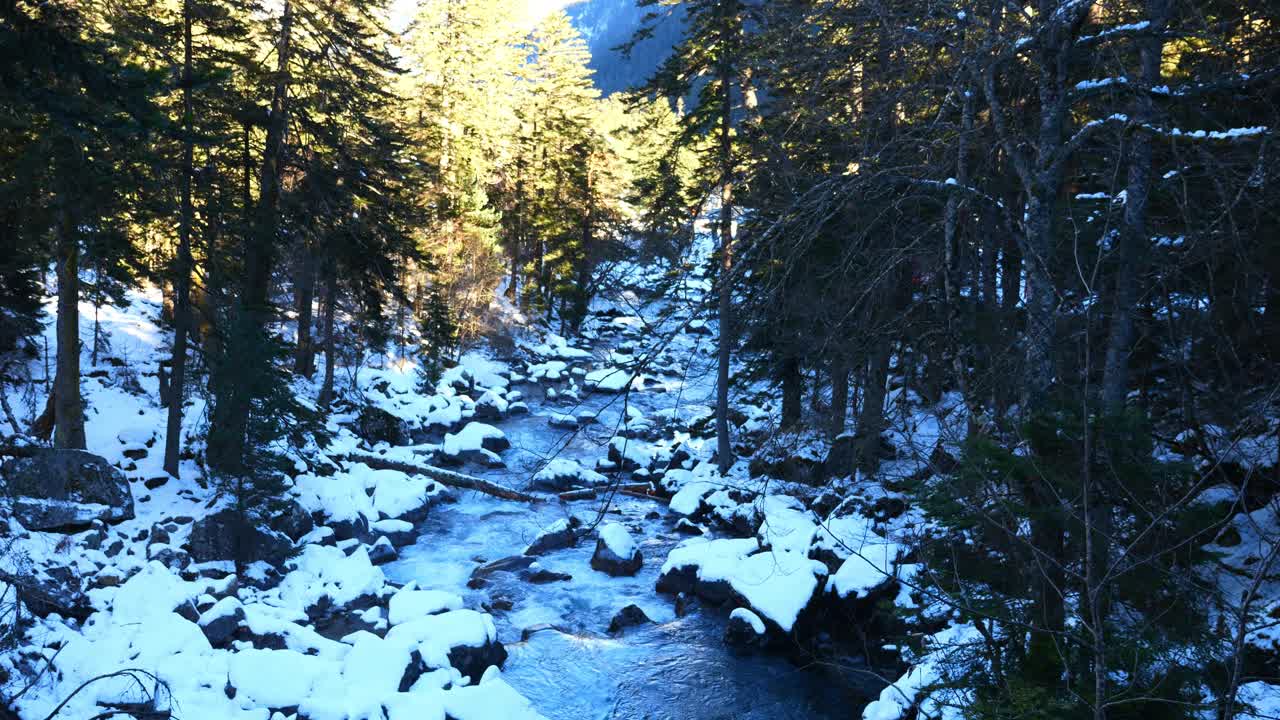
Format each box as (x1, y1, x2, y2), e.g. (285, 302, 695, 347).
(618, 488, 671, 502)
(557, 483, 653, 502)
(341, 451, 540, 503)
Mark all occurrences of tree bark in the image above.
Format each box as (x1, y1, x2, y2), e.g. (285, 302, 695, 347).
(829, 356, 849, 438)
(53, 203, 85, 450)
(318, 266, 338, 408)
(293, 244, 317, 376)
(164, 0, 195, 478)
(780, 356, 802, 429)
(856, 338, 891, 472)
(714, 13, 736, 474)
(944, 80, 975, 409)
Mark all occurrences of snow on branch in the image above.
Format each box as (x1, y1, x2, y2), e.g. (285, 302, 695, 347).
(1057, 113, 1130, 164)
(1075, 21, 1151, 46)
(1149, 125, 1270, 141)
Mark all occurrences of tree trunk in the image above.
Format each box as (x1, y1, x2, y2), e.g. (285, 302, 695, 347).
(856, 339, 891, 473)
(293, 244, 317, 376)
(164, 0, 196, 478)
(779, 357, 803, 429)
(1101, 7, 1163, 416)
(944, 81, 975, 408)
(318, 267, 338, 408)
(829, 356, 849, 438)
(342, 452, 540, 503)
(53, 203, 85, 450)
(1090, 7, 1168, 715)
(714, 32, 736, 474)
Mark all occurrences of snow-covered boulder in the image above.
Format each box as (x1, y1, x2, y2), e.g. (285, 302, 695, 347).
(197, 597, 245, 647)
(585, 367, 631, 393)
(529, 459, 608, 491)
(188, 508, 294, 566)
(388, 586, 464, 626)
(385, 609, 507, 682)
(658, 536, 828, 634)
(472, 389, 509, 422)
(357, 403, 411, 446)
(369, 536, 398, 565)
(590, 523, 643, 576)
(440, 422, 510, 465)
(2, 449, 134, 531)
(547, 412, 581, 430)
(524, 516, 583, 556)
(372, 518, 417, 547)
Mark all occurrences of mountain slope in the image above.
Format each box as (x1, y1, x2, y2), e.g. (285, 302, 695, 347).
(565, 0, 684, 95)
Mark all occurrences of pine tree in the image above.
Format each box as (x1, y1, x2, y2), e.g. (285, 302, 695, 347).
(0, 0, 161, 448)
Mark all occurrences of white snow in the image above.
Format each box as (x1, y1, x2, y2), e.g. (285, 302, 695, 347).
(389, 586, 464, 625)
(532, 458, 607, 487)
(598, 522, 637, 559)
(585, 366, 632, 392)
(828, 542, 904, 599)
(442, 422, 506, 455)
(723, 551, 828, 632)
(730, 607, 766, 635)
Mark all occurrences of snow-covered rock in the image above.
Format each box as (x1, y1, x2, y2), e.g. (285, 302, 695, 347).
(530, 458, 608, 491)
(658, 536, 827, 633)
(725, 607, 767, 650)
(2, 449, 134, 530)
(357, 403, 412, 446)
(441, 422, 510, 464)
(590, 522, 643, 576)
(524, 516, 583, 556)
(188, 508, 293, 566)
(388, 586, 464, 626)
(585, 367, 632, 393)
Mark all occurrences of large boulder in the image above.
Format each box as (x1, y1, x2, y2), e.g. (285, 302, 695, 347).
(590, 523, 643, 577)
(524, 516, 583, 556)
(188, 508, 294, 567)
(2, 449, 134, 531)
(608, 604, 651, 634)
(268, 500, 315, 542)
(357, 405, 411, 446)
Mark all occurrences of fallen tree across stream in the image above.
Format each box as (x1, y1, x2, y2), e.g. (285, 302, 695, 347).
(339, 451, 541, 503)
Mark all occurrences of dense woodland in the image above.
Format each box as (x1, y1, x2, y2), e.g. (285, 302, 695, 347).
(1, 0, 1279, 718)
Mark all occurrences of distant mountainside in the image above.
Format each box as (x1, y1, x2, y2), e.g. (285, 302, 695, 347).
(564, 0, 684, 95)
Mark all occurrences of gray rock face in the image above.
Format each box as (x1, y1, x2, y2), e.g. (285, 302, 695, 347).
(268, 500, 315, 542)
(356, 405, 411, 446)
(368, 537, 398, 565)
(188, 508, 294, 567)
(198, 604, 245, 648)
(608, 604, 651, 633)
(2, 449, 134, 531)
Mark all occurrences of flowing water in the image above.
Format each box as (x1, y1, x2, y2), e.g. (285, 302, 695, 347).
(386, 378, 878, 719)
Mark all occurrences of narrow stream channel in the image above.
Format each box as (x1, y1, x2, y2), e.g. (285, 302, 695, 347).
(385, 366, 876, 719)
